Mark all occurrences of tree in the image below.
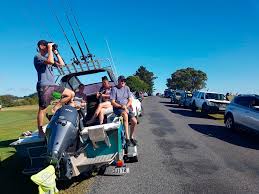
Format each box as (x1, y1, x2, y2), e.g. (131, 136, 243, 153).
(166, 67, 207, 91)
(134, 66, 157, 94)
(126, 76, 149, 92)
(0, 93, 38, 107)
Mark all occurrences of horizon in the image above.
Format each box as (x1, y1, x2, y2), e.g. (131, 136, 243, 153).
(1, 0, 259, 97)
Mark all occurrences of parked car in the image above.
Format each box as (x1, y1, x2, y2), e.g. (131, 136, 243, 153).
(164, 89, 173, 98)
(178, 91, 193, 107)
(224, 95, 259, 132)
(171, 91, 183, 104)
(143, 92, 149, 97)
(190, 91, 230, 113)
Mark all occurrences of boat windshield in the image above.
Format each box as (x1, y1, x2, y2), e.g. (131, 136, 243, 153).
(77, 72, 111, 85)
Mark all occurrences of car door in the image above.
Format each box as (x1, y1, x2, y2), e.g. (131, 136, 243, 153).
(197, 92, 204, 108)
(244, 97, 259, 131)
(191, 92, 198, 104)
(233, 96, 254, 127)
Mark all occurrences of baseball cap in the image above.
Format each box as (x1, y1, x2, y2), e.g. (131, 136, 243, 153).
(37, 40, 48, 47)
(118, 75, 126, 81)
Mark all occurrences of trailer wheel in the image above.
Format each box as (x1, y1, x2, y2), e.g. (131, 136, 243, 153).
(98, 165, 107, 175)
(132, 156, 138, 162)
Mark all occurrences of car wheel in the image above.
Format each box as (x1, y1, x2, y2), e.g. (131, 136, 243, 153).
(191, 101, 197, 112)
(225, 114, 235, 129)
(97, 165, 107, 175)
(201, 103, 208, 114)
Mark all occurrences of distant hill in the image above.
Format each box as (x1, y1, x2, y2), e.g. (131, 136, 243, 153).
(0, 93, 38, 107)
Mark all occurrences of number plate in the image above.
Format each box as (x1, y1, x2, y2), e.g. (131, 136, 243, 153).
(112, 167, 129, 174)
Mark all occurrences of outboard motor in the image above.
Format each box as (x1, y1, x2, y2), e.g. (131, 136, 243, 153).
(46, 105, 79, 165)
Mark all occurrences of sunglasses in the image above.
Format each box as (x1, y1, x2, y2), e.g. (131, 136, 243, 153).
(120, 80, 126, 83)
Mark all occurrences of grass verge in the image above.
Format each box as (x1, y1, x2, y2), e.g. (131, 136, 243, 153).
(0, 105, 94, 194)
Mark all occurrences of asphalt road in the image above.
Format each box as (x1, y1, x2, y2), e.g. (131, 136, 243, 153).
(87, 96, 259, 194)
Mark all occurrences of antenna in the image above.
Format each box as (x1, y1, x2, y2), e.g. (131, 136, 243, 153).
(105, 39, 118, 78)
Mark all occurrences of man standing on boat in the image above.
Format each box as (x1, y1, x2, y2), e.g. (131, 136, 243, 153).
(34, 40, 75, 137)
(110, 75, 138, 146)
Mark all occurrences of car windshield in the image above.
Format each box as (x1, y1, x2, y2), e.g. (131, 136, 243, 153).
(205, 93, 225, 100)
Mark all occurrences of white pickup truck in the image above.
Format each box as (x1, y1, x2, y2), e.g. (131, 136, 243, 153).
(190, 91, 230, 113)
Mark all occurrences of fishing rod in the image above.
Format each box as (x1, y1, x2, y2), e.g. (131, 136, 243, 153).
(48, 0, 81, 67)
(63, 10, 90, 70)
(65, 0, 97, 68)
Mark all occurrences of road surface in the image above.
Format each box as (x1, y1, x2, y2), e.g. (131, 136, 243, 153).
(87, 96, 259, 194)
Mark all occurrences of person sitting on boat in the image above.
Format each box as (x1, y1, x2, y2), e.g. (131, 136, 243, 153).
(71, 84, 87, 109)
(34, 40, 75, 137)
(110, 75, 138, 146)
(87, 76, 113, 125)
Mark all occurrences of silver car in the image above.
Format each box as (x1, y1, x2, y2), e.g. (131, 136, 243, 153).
(170, 91, 183, 104)
(178, 91, 193, 107)
(224, 95, 259, 132)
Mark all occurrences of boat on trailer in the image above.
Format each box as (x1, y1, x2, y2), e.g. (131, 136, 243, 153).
(10, 59, 131, 179)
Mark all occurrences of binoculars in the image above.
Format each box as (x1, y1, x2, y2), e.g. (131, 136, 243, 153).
(43, 42, 58, 50)
(52, 43, 58, 50)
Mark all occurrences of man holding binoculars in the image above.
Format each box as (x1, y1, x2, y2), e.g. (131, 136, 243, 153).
(34, 40, 75, 137)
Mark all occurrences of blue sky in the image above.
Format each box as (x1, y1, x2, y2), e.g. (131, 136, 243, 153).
(0, 0, 259, 96)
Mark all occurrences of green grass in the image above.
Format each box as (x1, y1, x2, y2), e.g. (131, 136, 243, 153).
(208, 113, 224, 123)
(0, 105, 39, 160)
(0, 105, 94, 194)
(0, 105, 39, 193)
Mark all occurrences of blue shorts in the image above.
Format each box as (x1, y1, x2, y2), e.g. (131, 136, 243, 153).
(113, 108, 135, 120)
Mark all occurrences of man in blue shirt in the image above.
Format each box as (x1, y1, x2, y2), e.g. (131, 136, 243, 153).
(110, 75, 138, 146)
(34, 40, 75, 137)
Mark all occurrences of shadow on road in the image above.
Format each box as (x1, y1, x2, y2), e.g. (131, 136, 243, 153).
(168, 107, 221, 120)
(159, 100, 171, 104)
(189, 124, 259, 150)
(0, 154, 38, 194)
(0, 138, 94, 194)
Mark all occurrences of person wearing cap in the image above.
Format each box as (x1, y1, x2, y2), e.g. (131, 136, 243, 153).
(34, 40, 75, 137)
(87, 76, 113, 125)
(110, 75, 138, 146)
